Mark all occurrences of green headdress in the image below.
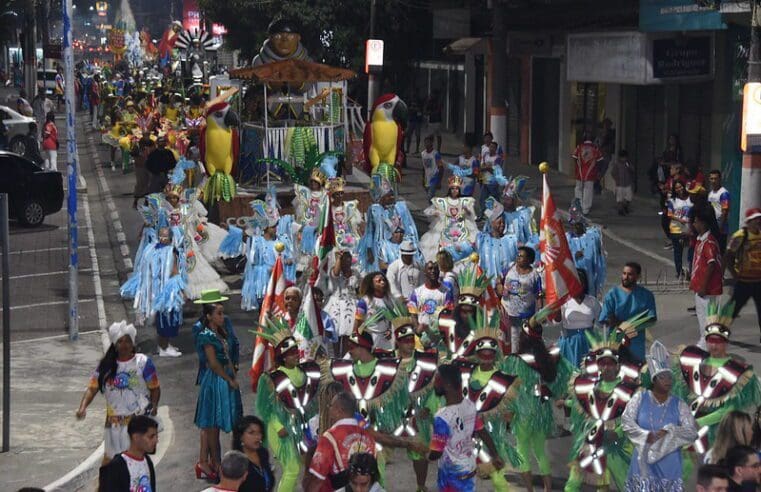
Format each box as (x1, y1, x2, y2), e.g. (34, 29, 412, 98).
(457, 260, 490, 306)
(704, 300, 735, 340)
(250, 315, 298, 359)
(584, 310, 653, 363)
(379, 299, 416, 339)
(465, 307, 502, 357)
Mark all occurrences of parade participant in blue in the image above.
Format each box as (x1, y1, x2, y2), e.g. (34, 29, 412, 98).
(504, 304, 573, 492)
(448, 143, 479, 197)
(419, 175, 478, 262)
(477, 198, 519, 287)
(622, 341, 698, 491)
(501, 175, 538, 249)
(457, 312, 520, 491)
(255, 316, 321, 492)
(359, 167, 418, 273)
(558, 270, 602, 368)
(240, 193, 295, 311)
(478, 140, 506, 217)
(672, 301, 761, 455)
(293, 168, 329, 270)
(566, 199, 607, 298)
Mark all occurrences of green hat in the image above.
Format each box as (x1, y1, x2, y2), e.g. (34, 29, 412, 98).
(193, 289, 229, 304)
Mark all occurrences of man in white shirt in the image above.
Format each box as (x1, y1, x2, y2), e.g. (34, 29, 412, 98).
(200, 450, 249, 492)
(386, 240, 422, 302)
(408, 261, 452, 335)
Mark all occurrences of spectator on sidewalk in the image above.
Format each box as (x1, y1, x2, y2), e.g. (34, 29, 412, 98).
(571, 132, 603, 215)
(708, 170, 731, 252)
(667, 181, 693, 279)
(199, 451, 250, 492)
(31, 88, 53, 138)
(54, 66, 65, 109)
(97, 415, 158, 492)
(22, 123, 44, 166)
(405, 94, 422, 154)
(232, 416, 275, 492)
(480, 131, 504, 161)
(76, 321, 160, 463)
(610, 150, 634, 216)
(387, 241, 423, 303)
(725, 208, 761, 333)
(146, 135, 176, 194)
(408, 261, 452, 336)
(420, 135, 444, 201)
(599, 262, 657, 363)
(16, 89, 33, 116)
(690, 208, 723, 348)
(303, 391, 376, 492)
(41, 111, 58, 171)
(659, 163, 688, 250)
(594, 118, 615, 195)
(502, 246, 543, 351)
(90, 73, 102, 130)
(424, 90, 442, 152)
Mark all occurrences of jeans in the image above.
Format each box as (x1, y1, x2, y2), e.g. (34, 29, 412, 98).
(670, 233, 686, 276)
(731, 280, 761, 330)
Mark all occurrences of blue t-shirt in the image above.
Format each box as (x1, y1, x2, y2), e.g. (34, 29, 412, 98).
(599, 285, 657, 361)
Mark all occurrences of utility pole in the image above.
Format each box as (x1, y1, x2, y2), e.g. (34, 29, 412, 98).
(490, 1, 508, 153)
(742, 0, 761, 215)
(22, 0, 36, 95)
(367, 0, 378, 118)
(63, 0, 79, 341)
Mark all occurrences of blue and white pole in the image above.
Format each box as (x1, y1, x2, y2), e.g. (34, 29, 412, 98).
(63, 0, 78, 340)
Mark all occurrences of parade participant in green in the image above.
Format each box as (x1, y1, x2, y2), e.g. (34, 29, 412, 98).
(255, 317, 321, 492)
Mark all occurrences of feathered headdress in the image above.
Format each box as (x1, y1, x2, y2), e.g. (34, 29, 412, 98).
(568, 198, 586, 225)
(457, 262, 490, 306)
(584, 311, 654, 365)
(522, 299, 563, 339)
(502, 175, 531, 200)
(379, 299, 415, 339)
(464, 307, 502, 357)
(704, 300, 735, 341)
(250, 315, 298, 360)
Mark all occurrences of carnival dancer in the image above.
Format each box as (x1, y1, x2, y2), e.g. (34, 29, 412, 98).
(421, 135, 444, 201)
(562, 315, 651, 492)
(502, 176, 538, 249)
(328, 177, 364, 258)
(566, 200, 606, 298)
(672, 301, 761, 455)
(418, 176, 478, 262)
(477, 198, 519, 287)
(255, 317, 321, 492)
(360, 169, 418, 273)
(240, 198, 295, 311)
(455, 311, 519, 492)
(503, 306, 572, 492)
(448, 144, 478, 197)
(558, 271, 602, 368)
(293, 169, 328, 271)
(354, 272, 395, 351)
(478, 140, 505, 216)
(408, 261, 453, 337)
(622, 341, 698, 490)
(323, 250, 360, 356)
(379, 300, 440, 492)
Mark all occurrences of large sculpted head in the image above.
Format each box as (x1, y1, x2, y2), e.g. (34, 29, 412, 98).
(267, 18, 301, 58)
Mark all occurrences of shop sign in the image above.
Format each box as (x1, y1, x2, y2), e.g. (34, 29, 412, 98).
(639, 0, 725, 32)
(652, 36, 712, 79)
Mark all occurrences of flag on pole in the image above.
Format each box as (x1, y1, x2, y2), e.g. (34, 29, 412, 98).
(539, 166, 583, 306)
(293, 284, 324, 359)
(250, 252, 286, 391)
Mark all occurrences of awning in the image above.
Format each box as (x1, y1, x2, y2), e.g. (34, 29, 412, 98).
(229, 59, 356, 83)
(444, 37, 484, 54)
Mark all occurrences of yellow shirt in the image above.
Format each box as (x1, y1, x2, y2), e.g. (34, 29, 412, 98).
(728, 228, 761, 280)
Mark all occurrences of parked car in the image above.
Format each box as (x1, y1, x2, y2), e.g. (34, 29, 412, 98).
(0, 105, 36, 156)
(0, 151, 63, 226)
(37, 69, 57, 97)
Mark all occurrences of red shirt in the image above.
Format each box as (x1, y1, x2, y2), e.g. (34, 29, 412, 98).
(690, 232, 723, 296)
(42, 121, 58, 151)
(308, 418, 376, 492)
(572, 141, 603, 181)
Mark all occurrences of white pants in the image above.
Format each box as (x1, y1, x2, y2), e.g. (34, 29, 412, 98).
(91, 104, 99, 128)
(695, 293, 717, 349)
(575, 180, 594, 213)
(615, 186, 633, 203)
(44, 149, 57, 171)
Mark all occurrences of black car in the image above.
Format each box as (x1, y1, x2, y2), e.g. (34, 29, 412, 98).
(0, 151, 63, 226)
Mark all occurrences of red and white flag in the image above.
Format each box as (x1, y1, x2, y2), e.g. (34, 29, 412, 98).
(309, 198, 335, 287)
(539, 173, 583, 306)
(250, 255, 286, 391)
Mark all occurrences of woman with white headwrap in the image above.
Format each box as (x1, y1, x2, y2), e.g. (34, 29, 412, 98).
(75, 321, 161, 463)
(622, 340, 698, 490)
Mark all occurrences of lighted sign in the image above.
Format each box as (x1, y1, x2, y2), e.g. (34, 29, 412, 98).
(212, 23, 227, 36)
(742, 83, 761, 152)
(365, 39, 384, 74)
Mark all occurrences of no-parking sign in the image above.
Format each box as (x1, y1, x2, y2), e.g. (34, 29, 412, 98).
(365, 39, 384, 74)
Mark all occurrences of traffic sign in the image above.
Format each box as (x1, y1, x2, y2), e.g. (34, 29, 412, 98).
(365, 39, 384, 74)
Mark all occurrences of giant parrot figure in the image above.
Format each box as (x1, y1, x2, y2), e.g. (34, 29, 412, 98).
(363, 93, 407, 175)
(200, 100, 240, 205)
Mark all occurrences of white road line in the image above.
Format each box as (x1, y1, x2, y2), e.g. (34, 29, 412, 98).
(87, 133, 132, 271)
(9, 329, 102, 343)
(600, 228, 673, 267)
(10, 268, 93, 280)
(0, 298, 94, 311)
(82, 168, 111, 352)
(1, 246, 88, 255)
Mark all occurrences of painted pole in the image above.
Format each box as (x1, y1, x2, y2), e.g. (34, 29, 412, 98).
(63, 0, 78, 341)
(1, 194, 10, 452)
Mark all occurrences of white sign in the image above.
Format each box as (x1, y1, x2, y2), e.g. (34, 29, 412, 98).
(742, 83, 761, 151)
(567, 32, 648, 84)
(365, 39, 384, 74)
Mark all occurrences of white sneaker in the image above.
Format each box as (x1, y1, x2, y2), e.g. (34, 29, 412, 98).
(159, 346, 182, 357)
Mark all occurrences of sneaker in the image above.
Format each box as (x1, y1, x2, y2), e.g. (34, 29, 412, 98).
(159, 347, 182, 357)
(687, 306, 696, 312)
(168, 343, 182, 353)
(663, 242, 673, 250)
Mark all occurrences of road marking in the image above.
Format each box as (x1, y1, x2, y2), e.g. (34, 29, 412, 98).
(0, 298, 94, 311)
(1, 245, 88, 255)
(10, 268, 92, 280)
(9, 329, 102, 343)
(82, 194, 110, 351)
(87, 133, 132, 271)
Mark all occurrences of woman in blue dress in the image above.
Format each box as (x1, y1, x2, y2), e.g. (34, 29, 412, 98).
(192, 289, 242, 481)
(622, 341, 698, 491)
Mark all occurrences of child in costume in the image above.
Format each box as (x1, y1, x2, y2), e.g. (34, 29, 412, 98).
(292, 169, 328, 270)
(504, 305, 573, 492)
(563, 313, 652, 492)
(255, 317, 321, 492)
(419, 176, 478, 262)
(566, 199, 607, 298)
(672, 301, 761, 454)
(327, 177, 364, 259)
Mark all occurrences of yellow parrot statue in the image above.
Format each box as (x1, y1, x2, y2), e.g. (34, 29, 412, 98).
(363, 93, 407, 174)
(200, 100, 240, 204)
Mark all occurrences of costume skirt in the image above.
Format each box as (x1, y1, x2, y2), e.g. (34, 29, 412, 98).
(558, 328, 591, 368)
(194, 368, 242, 433)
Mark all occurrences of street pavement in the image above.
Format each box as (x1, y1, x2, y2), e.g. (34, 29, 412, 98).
(0, 101, 759, 491)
